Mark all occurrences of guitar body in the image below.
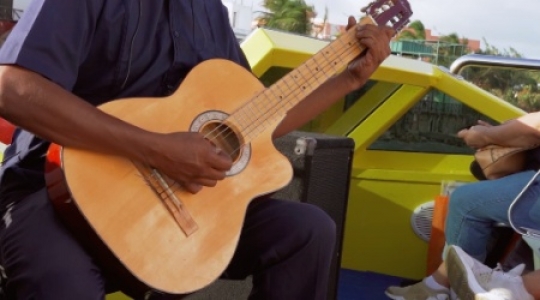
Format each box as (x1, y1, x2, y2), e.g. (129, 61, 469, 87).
(473, 145, 530, 180)
(45, 59, 294, 294)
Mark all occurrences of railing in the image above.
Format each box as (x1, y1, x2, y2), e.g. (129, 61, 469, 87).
(449, 54, 540, 75)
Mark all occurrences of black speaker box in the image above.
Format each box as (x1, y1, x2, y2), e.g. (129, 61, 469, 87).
(186, 131, 354, 300)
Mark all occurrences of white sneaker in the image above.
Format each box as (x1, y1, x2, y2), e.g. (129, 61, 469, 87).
(446, 245, 534, 300)
(385, 278, 450, 299)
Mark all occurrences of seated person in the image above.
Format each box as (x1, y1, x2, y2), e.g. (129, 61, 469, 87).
(386, 113, 540, 300)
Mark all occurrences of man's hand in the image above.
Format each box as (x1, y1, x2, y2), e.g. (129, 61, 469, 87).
(145, 132, 233, 194)
(344, 16, 395, 90)
(457, 121, 493, 149)
(457, 120, 493, 149)
(458, 118, 540, 150)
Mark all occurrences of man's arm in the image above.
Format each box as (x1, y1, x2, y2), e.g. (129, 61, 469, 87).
(0, 65, 154, 161)
(0, 66, 231, 193)
(274, 19, 394, 138)
(457, 112, 540, 149)
(0, 65, 233, 193)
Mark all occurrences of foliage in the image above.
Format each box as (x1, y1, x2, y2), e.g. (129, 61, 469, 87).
(434, 32, 469, 67)
(462, 42, 540, 112)
(477, 39, 523, 58)
(395, 20, 469, 67)
(258, 0, 315, 35)
(394, 20, 539, 111)
(396, 20, 425, 40)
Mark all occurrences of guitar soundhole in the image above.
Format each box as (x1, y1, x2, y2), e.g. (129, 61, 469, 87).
(200, 122, 241, 163)
(190, 110, 251, 176)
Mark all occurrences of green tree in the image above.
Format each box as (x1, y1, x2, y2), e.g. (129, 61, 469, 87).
(258, 0, 316, 35)
(461, 42, 540, 112)
(435, 33, 469, 67)
(393, 19, 540, 112)
(396, 20, 426, 40)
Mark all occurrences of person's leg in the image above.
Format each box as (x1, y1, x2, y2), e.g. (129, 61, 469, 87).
(439, 171, 540, 300)
(0, 188, 107, 300)
(445, 170, 540, 262)
(386, 170, 540, 299)
(222, 198, 336, 300)
(385, 262, 451, 300)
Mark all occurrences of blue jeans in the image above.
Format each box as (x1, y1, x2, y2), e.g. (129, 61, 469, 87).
(444, 170, 540, 262)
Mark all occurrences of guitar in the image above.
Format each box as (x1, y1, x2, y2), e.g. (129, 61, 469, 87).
(45, 0, 412, 295)
(473, 144, 535, 180)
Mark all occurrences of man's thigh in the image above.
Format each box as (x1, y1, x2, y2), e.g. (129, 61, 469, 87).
(0, 188, 106, 300)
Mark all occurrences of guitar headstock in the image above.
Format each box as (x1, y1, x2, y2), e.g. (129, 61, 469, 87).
(361, 0, 413, 33)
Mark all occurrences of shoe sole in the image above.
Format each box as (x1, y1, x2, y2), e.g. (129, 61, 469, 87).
(384, 291, 403, 300)
(446, 246, 494, 300)
(384, 291, 450, 300)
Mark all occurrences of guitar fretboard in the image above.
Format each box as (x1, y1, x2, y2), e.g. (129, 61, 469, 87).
(230, 23, 369, 142)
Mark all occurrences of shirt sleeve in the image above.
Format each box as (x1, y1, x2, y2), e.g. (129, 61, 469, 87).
(0, 0, 103, 90)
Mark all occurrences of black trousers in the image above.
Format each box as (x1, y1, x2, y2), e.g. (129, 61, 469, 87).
(0, 188, 336, 300)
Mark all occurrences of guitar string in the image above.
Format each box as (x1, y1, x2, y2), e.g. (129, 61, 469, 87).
(200, 8, 409, 151)
(130, 7, 404, 197)
(214, 14, 407, 156)
(155, 18, 405, 192)
(150, 34, 362, 196)
(204, 32, 361, 159)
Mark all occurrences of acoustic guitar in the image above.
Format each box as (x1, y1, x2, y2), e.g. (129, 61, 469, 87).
(473, 144, 535, 180)
(45, 0, 412, 295)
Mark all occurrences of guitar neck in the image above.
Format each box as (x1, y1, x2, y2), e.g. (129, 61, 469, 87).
(230, 18, 375, 142)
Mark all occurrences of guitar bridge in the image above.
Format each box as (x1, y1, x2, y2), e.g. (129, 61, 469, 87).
(133, 161, 198, 236)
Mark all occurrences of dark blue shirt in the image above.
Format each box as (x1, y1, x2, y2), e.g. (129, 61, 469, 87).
(0, 0, 251, 200)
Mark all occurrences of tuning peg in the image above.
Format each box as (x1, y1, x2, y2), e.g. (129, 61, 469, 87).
(360, 1, 374, 13)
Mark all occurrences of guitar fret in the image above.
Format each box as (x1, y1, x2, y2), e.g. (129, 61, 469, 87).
(235, 101, 257, 133)
(242, 103, 255, 128)
(273, 82, 285, 101)
(237, 94, 260, 141)
(307, 56, 325, 86)
(320, 49, 338, 74)
(294, 68, 313, 97)
(277, 78, 298, 105)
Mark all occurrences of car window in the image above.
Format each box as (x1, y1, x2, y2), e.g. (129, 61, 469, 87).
(367, 88, 498, 154)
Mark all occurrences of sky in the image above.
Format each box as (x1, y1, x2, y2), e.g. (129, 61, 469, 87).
(299, 0, 539, 59)
(11, 0, 539, 59)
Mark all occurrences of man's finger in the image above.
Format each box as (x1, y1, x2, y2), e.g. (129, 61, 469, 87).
(346, 16, 357, 30)
(384, 27, 396, 38)
(184, 182, 203, 194)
